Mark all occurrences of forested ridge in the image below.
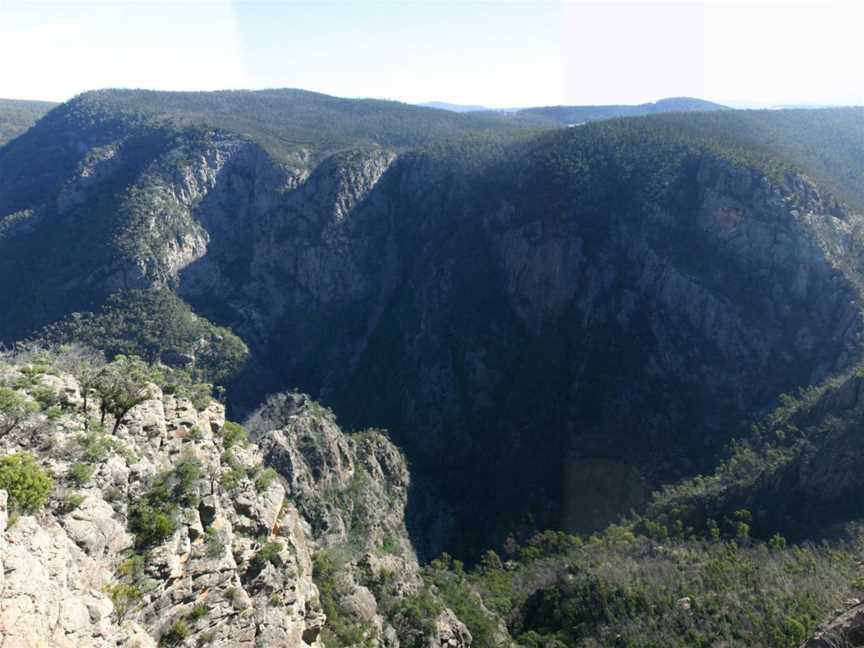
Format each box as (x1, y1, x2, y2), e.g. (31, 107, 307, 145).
(4, 89, 864, 646)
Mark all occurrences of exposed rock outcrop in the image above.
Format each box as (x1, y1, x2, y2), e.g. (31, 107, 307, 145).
(803, 601, 864, 647)
(0, 358, 471, 647)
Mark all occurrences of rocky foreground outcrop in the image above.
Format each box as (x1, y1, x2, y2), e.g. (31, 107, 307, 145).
(803, 600, 864, 647)
(0, 358, 471, 647)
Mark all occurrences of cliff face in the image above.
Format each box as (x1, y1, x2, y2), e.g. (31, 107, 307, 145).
(0, 355, 469, 647)
(4, 98, 864, 557)
(176, 141, 864, 552)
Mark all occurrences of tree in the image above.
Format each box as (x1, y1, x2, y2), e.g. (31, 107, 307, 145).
(0, 387, 39, 437)
(92, 355, 157, 434)
(52, 344, 105, 428)
(0, 452, 53, 513)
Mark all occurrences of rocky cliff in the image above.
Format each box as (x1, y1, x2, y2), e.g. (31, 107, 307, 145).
(0, 351, 472, 647)
(5, 91, 864, 559)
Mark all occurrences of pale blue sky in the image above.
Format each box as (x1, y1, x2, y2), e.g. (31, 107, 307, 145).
(1, 0, 862, 108)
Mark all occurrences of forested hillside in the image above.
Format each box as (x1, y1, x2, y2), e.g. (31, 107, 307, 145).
(0, 97, 57, 145)
(56, 88, 545, 163)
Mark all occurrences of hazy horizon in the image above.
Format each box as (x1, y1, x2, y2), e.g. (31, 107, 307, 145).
(2, 0, 863, 109)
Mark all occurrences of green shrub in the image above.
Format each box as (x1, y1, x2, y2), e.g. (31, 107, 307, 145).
(0, 452, 53, 513)
(219, 421, 247, 449)
(219, 451, 246, 492)
(0, 387, 39, 435)
(225, 587, 245, 608)
(189, 383, 213, 412)
(117, 554, 146, 579)
(189, 603, 208, 621)
(104, 486, 123, 502)
(45, 405, 63, 420)
(393, 587, 444, 642)
(250, 541, 284, 573)
(204, 527, 225, 558)
(104, 583, 142, 620)
(381, 534, 399, 555)
(69, 462, 93, 486)
(254, 467, 278, 492)
(28, 384, 59, 409)
(76, 430, 134, 463)
(61, 492, 86, 512)
(129, 502, 175, 547)
(196, 631, 215, 646)
(314, 550, 375, 647)
(171, 455, 202, 506)
(163, 618, 191, 645)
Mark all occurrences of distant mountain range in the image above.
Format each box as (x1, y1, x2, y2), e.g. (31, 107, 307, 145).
(417, 101, 499, 113)
(420, 96, 729, 124)
(511, 96, 729, 124)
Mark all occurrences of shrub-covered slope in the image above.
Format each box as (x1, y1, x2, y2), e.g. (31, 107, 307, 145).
(648, 363, 864, 544)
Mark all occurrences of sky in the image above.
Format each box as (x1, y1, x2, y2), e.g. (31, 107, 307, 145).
(1, 0, 862, 108)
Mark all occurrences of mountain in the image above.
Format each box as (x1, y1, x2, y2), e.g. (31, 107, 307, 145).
(5, 87, 864, 646)
(36, 88, 539, 164)
(511, 96, 729, 125)
(4, 90, 864, 561)
(418, 101, 493, 113)
(0, 98, 58, 146)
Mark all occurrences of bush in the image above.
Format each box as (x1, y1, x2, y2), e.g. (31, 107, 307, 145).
(189, 603, 208, 621)
(0, 387, 39, 436)
(204, 527, 225, 558)
(171, 455, 202, 506)
(250, 541, 284, 574)
(254, 467, 278, 492)
(92, 355, 156, 433)
(163, 619, 191, 645)
(219, 421, 247, 449)
(189, 383, 213, 411)
(61, 492, 86, 512)
(393, 587, 444, 644)
(69, 461, 93, 486)
(128, 457, 201, 547)
(104, 583, 142, 620)
(314, 550, 375, 647)
(129, 502, 175, 547)
(218, 451, 247, 492)
(45, 405, 63, 420)
(0, 452, 53, 513)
